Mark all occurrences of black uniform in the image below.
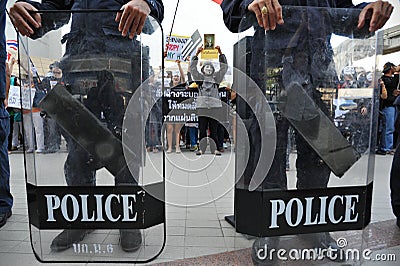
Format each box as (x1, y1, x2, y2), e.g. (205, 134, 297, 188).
(221, 0, 370, 190)
(21, 0, 164, 186)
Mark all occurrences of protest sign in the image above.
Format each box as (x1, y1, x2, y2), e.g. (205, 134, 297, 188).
(7, 85, 36, 109)
(165, 34, 190, 62)
(201, 49, 219, 60)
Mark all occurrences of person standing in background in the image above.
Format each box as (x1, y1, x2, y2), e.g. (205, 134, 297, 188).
(22, 74, 45, 153)
(0, 0, 14, 228)
(9, 74, 23, 152)
(42, 62, 63, 153)
(6, 57, 17, 151)
(377, 62, 400, 155)
(145, 67, 162, 153)
(190, 45, 228, 156)
(166, 60, 186, 153)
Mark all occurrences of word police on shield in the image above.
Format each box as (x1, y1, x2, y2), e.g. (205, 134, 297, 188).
(235, 184, 372, 237)
(27, 184, 164, 229)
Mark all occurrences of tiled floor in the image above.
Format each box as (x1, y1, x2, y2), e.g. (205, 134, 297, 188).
(0, 147, 398, 265)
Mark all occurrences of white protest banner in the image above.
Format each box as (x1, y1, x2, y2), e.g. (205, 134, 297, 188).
(7, 86, 21, 108)
(165, 34, 190, 62)
(7, 85, 36, 110)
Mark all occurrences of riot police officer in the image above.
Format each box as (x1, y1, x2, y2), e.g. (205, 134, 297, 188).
(10, 0, 164, 253)
(221, 0, 393, 264)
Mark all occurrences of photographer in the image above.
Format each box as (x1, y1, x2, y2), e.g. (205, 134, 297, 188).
(41, 62, 63, 153)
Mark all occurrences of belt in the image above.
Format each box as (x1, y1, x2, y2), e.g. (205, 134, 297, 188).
(62, 57, 132, 74)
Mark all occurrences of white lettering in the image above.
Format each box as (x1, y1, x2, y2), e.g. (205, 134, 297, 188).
(121, 195, 137, 222)
(277, 249, 287, 260)
(304, 197, 319, 226)
(257, 244, 267, 260)
(46, 195, 60, 222)
(80, 195, 95, 222)
(269, 193, 361, 228)
(288, 249, 301, 260)
(61, 194, 79, 222)
(43, 193, 142, 223)
(269, 199, 286, 228)
(328, 195, 343, 224)
(105, 194, 121, 222)
(344, 195, 359, 223)
(318, 196, 328, 224)
(95, 194, 105, 222)
(286, 198, 303, 227)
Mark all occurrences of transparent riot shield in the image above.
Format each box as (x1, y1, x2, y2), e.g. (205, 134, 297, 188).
(232, 5, 384, 264)
(17, 11, 165, 263)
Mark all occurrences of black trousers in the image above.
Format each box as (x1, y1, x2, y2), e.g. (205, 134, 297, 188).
(62, 70, 139, 186)
(265, 117, 331, 190)
(198, 116, 218, 154)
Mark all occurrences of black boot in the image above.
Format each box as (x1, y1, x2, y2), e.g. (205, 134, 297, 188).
(0, 210, 12, 228)
(50, 229, 91, 252)
(119, 229, 142, 252)
(251, 236, 280, 265)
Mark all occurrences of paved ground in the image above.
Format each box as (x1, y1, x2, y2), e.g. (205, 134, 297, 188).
(0, 146, 398, 265)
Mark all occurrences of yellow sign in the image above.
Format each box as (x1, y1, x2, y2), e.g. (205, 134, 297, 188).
(201, 49, 219, 60)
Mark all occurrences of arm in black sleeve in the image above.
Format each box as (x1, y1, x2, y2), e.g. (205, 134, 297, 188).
(18, 0, 69, 10)
(385, 74, 399, 89)
(221, 0, 253, 33)
(331, 1, 372, 39)
(221, 0, 370, 34)
(383, 75, 399, 104)
(17, 0, 71, 39)
(143, 0, 164, 23)
(336, 0, 358, 8)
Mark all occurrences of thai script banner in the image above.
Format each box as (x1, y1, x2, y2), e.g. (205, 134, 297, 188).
(162, 86, 230, 123)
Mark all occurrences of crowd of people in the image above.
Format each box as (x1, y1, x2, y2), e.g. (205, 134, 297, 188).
(144, 60, 399, 159)
(145, 46, 235, 156)
(337, 66, 374, 89)
(6, 61, 63, 154)
(332, 62, 400, 157)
